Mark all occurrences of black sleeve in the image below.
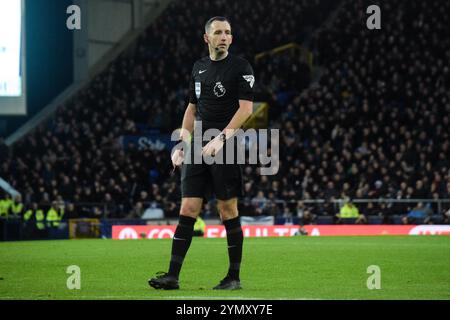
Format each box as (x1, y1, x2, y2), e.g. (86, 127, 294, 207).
(237, 60, 255, 101)
(188, 65, 197, 104)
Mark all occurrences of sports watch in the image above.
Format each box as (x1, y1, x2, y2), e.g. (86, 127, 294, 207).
(219, 132, 226, 142)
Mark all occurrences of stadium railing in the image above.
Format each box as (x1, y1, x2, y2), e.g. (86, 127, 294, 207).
(272, 198, 450, 213)
(1, 198, 449, 221)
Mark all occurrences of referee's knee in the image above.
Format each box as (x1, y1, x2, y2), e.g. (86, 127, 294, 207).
(217, 203, 238, 221)
(180, 204, 201, 218)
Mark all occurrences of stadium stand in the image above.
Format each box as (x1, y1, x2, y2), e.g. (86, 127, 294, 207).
(0, 0, 449, 226)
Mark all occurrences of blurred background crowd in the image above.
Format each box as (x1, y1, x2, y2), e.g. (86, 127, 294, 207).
(1, 0, 449, 225)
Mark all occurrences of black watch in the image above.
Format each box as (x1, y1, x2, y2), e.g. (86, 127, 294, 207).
(219, 133, 226, 142)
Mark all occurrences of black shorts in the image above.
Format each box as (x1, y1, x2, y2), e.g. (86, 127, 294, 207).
(181, 139, 243, 201)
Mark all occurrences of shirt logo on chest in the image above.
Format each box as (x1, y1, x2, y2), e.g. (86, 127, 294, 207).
(213, 82, 226, 97)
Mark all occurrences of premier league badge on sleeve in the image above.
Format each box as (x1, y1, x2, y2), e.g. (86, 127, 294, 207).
(195, 82, 201, 99)
(243, 75, 255, 88)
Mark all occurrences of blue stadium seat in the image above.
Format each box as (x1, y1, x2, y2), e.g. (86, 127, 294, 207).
(430, 215, 443, 224)
(368, 216, 383, 225)
(317, 216, 334, 225)
(275, 217, 300, 225)
(391, 215, 403, 225)
(341, 218, 357, 224)
(274, 217, 285, 225)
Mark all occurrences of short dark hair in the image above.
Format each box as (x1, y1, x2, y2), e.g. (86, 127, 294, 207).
(205, 16, 230, 33)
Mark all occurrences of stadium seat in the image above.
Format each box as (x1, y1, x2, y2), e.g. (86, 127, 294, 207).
(368, 216, 384, 225)
(274, 217, 299, 225)
(391, 215, 404, 225)
(340, 218, 357, 224)
(430, 215, 444, 224)
(274, 217, 285, 225)
(316, 216, 333, 225)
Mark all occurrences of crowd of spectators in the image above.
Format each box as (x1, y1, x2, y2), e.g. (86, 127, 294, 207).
(229, 0, 450, 223)
(1, 0, 449, 224)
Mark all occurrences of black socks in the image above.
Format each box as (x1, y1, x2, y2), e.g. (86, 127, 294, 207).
(168, 215, 196, 279)
(167, 215, 243, 281)
(223, 216, 244, 281)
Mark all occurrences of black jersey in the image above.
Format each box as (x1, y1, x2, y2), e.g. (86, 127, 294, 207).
(189, 54, 255, 130)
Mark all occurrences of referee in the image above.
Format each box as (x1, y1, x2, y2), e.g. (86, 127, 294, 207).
(149, 16, 254, 290)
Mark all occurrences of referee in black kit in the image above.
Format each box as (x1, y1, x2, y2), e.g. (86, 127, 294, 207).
(149, 16, 254, 290)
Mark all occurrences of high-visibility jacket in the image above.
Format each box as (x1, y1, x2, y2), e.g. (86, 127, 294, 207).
(46, 207, 64, 228)
(24, 209, 34, 221)
(0, 199, 6, 217)
(35, 209, 46, 230)
(340, 204, 359, 218)
(0, 199, 13, 217)
(11, 202, 24, 216)
(46, 208, 60, 228)
(194, 217, 206, 233)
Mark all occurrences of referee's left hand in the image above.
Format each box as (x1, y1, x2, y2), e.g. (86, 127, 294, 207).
(202, 136, 224, 157)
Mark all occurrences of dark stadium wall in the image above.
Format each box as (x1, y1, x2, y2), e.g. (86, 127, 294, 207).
(0, 0, 74, 138)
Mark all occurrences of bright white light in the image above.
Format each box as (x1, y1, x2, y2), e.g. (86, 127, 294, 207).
(0, 0, 22, 96)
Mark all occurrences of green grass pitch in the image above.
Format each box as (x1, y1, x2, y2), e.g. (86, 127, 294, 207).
(0, 236, 449, 300)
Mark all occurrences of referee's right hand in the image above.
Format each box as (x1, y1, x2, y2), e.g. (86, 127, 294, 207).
(171, 149, 184, 169)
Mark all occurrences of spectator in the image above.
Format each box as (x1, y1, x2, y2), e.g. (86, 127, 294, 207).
(282, 205, 294, 224)
(10, 195, 24, 218)
(193, 216, 206, 237)
(46, 201, 65, 228)
(251, 191, 268, 216)
(336, 198, 367, 224)
(65, 203, 79, 219)
(444, 209, 450, 224)
(199, 202, 214, 219)
(126, 201, 145, 219)
(141, 201, 164, 219)
(402, 202, 431, 224)
(296, 200, 316, 225)
(103, 193, 118, 218)
(0, 193, 12, 218)
(264, 200, 280, 216)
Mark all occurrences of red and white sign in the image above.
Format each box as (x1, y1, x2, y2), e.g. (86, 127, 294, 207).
(112, 225, 450, 239)
(408, 225, 450, 235)
(113, 226, 176, 239)
(205, 225, 300, 238)
(300, 225, 415, 236)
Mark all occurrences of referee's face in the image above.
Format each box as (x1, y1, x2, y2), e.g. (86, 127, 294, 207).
(204, 20, 233, 55)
